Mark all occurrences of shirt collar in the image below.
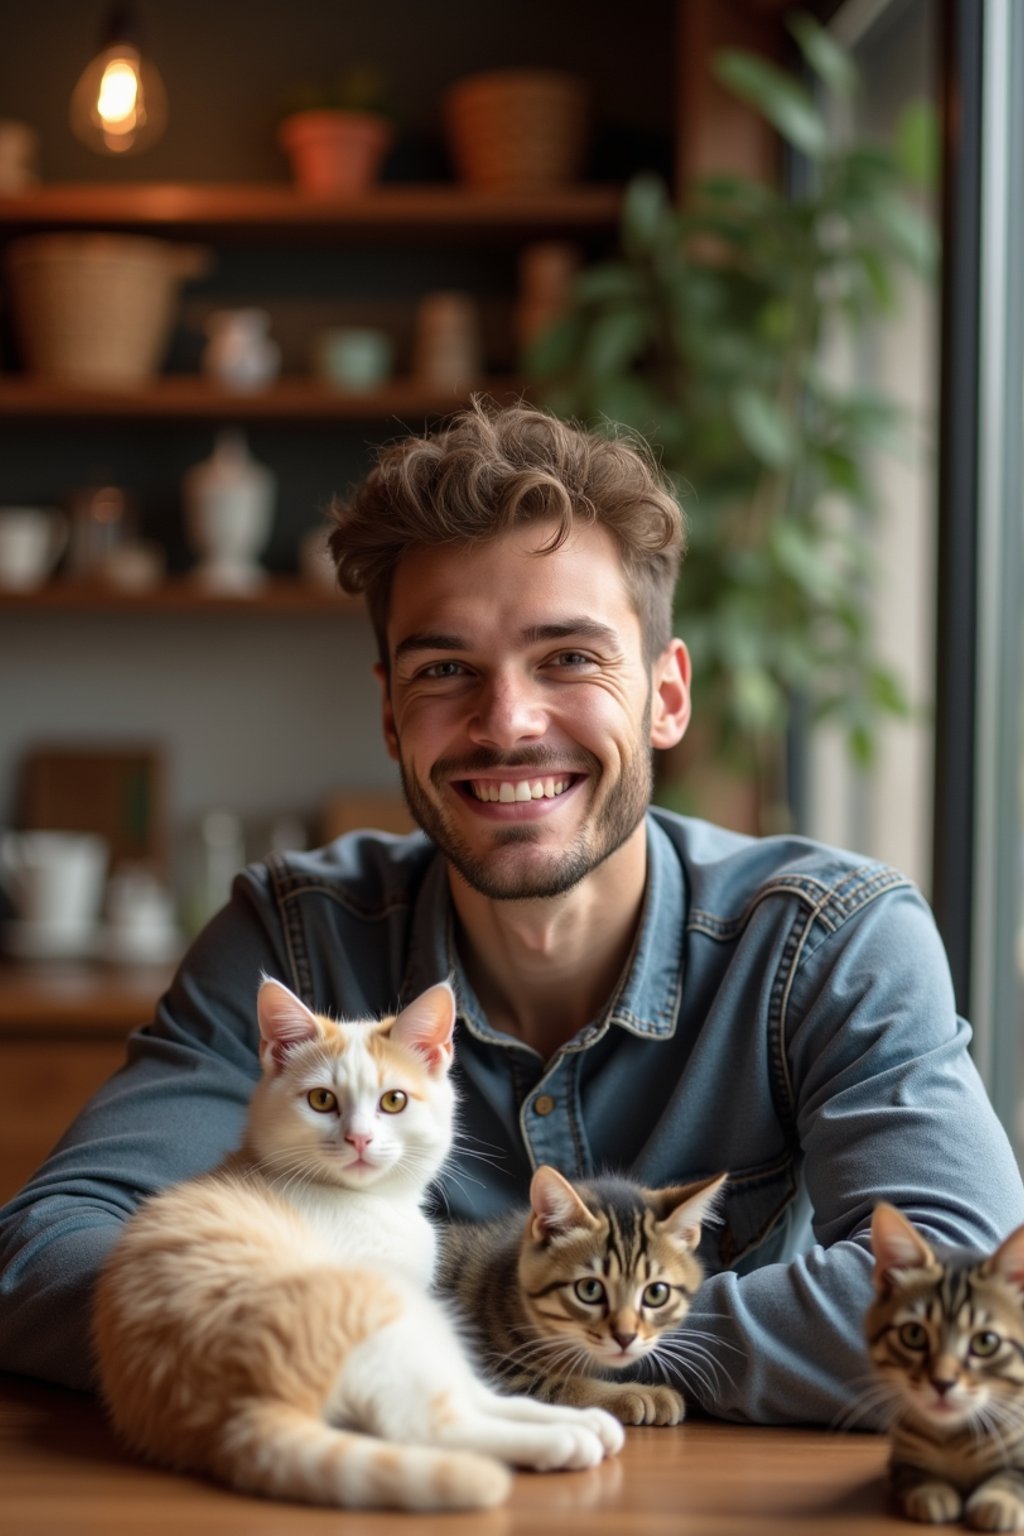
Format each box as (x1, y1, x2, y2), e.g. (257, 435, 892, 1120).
(401, 814, 687, 1044)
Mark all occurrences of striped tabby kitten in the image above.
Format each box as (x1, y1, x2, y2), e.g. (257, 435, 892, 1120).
(438, 1166, 726, 1426)
(867, 1202, 1024, 1530)
(93, 980, 622, 1513)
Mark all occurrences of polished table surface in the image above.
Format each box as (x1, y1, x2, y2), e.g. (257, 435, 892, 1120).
(0, 1373, 915, 1535)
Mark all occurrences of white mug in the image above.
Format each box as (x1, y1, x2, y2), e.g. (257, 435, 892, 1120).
(0, 506, 67, 590)
(0, 830, 108, 933)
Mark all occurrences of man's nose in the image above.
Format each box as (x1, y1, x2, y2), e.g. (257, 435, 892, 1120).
(468, 672, 545, 747)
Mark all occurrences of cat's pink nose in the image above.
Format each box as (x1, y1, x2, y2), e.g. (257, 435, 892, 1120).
(931, 1375, 957, 1396)
(345, 1132, 373, 1155)
(612, 1329, 637, 1351)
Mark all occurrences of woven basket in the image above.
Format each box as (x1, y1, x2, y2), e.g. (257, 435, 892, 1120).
(444, 70, 588, 191)
(7, 234, 208, 386)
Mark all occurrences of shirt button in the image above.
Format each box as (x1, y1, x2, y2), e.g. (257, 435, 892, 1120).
(534, 1094, 556, 1116)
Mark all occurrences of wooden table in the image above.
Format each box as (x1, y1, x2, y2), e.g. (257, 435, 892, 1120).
(0, 1373, 916, 1535)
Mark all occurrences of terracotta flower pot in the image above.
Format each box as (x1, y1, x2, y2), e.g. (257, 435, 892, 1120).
(279, 110, 393, 197)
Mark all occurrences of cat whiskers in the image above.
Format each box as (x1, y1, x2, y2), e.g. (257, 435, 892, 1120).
(970, 1395, 1024, 1461)
(648, 1333, 736, 1401)
(831, 1374, 902, 1433)
(500, 1327, 593, 1381)
(250, 1147, 323, 1199)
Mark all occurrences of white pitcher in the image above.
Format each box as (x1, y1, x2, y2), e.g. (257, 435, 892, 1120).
(0, 830, 108, 933)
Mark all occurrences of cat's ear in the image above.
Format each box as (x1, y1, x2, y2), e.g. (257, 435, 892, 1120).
(529, 1166, 598, 1242)
(257, 978, 321, 1072)
(657, 1173, 727, 1251)
(870, 1203, 938, 1291)
(985, 1223, 1024, 1295)
(388, 981, 457, 1073)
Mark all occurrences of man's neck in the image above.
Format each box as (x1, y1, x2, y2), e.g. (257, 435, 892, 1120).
(448, 825, 649, 1062)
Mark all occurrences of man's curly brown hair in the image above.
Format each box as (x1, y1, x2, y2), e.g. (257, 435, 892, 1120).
(328, 397, 686, 666)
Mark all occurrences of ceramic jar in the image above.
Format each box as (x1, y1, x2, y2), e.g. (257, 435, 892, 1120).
(202, 308, 281, 392)
(183, 431, 276, 594)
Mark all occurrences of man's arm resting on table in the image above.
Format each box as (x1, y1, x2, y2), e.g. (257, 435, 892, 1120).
(675, 886, 1024, 1425)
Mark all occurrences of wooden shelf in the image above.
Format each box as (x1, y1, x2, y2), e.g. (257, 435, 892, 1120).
(0, 960, 174, 1036)
(0, 182, 623, 242)
(0, 575, 362, 615)
(0, 375, 526, 422)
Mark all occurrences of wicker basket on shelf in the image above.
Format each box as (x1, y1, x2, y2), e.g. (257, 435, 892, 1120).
(6, 233, 209, 386)
(444, 70, 588, 191)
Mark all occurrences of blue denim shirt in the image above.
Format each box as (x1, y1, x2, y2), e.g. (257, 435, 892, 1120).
(1, 810, 1021, 1425)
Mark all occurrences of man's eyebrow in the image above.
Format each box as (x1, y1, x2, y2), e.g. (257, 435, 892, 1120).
(393, 631, 467, 660)
(519, 619, 620, 647)
(393, 619, 620, 660)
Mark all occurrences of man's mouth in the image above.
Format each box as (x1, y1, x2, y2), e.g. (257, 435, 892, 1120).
(465, 775, 577, 804)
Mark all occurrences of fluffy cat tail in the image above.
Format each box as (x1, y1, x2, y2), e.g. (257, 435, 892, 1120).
(214, 1399, 512, 1511)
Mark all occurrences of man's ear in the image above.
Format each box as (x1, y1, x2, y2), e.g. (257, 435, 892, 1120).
(649, 639, 691, 751)
(374, 661, 400, 762)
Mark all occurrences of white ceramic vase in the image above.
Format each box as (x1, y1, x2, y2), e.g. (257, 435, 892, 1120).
(183, 431, 276, 594)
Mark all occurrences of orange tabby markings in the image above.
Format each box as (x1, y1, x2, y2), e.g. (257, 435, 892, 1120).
(93, 979, 623, 1511)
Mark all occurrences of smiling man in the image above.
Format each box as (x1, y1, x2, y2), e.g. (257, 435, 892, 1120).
(0, 399, 1021, 1426)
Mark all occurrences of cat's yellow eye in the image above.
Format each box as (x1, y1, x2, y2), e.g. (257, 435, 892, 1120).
(307, 1087, 337, 1113)
(970, 1330, 1001, 1358)
(379, 1089, 408, 1115)
(642, 1282, 670, 1308)
(574, 1277, 606, 1306)
(897, 1321, 929, 1352)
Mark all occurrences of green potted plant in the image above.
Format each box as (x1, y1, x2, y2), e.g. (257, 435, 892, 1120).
(527, 12, 937, 829)
(279, 66, 393, 197)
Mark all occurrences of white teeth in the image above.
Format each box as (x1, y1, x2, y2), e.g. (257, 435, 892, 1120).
(469, 777, 572, 803)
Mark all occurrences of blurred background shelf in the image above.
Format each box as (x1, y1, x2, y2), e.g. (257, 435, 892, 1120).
(0, 960, 172, 1036)
(0, 960, 173, 1203)
(0, 576, 359, 614)
(0, 375, 526, 421)
(0, 183, 623, 241)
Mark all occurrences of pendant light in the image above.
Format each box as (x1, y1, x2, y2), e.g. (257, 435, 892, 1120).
(70, 4, 167, 156)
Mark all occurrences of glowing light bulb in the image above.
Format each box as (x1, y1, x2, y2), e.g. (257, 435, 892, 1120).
(70, 8, 167, 156)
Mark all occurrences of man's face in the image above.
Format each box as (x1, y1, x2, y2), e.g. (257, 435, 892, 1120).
(376, 520, 690, 902)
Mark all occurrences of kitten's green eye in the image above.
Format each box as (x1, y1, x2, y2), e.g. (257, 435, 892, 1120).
(970, 1330, 1001, 1357)
(898, 1321, 929, 1351)
(642, 1282, 670, 1308)
(307, 1088, 337, 1113)
(379, 1089, 408, 1115)
(574, 1278, 606, 1306)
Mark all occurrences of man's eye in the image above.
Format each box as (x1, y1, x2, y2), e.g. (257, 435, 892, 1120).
(549, 652, 592, 669)
(421, 660, 466, 680)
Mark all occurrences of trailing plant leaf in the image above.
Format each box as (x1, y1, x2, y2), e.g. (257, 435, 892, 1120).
(714, 51, 829, 159)
(787, 11, 858, 96)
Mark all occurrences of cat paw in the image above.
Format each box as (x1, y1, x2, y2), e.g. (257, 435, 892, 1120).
(902, 1480, 963, 1524)
(573, 1406, 626, 1453)
(965, 1485, 1024, 1532)
(605, 1385, 686, 1426)
(531, 1423, 608, 1471)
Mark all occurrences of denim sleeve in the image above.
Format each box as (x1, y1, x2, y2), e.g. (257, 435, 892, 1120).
(0, 869, 282, 1389)
(682, 884, 1024, 1426)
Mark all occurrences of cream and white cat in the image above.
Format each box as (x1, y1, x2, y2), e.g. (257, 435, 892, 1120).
(92, 979, 623, 1511)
